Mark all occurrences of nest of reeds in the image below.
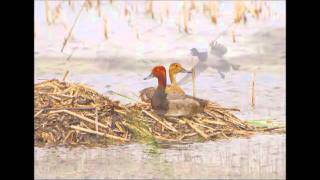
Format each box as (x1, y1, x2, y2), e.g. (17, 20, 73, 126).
(35, 79, 285, 147)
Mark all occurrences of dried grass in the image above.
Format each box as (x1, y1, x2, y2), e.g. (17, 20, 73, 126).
(34, 79, 284, 148)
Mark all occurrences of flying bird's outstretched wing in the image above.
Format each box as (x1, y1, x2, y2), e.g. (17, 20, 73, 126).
(210, 41, 227, 58)
(178, 62, 208, 85)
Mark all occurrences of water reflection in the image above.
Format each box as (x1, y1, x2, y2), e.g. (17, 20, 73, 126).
(35, 134, 285, 179)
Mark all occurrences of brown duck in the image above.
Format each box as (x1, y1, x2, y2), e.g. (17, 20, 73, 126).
(144, 65, 208, 117)
(139, 63, 190, 103)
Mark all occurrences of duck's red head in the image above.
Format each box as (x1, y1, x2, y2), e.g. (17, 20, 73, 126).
(144, 65, 167, 89)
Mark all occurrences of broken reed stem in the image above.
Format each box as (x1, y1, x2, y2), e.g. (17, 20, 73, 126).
(70, 125, 129, 141)
(184, 118, 209, 139)
(109, 90, 138, 102)
(142, 110, 178, 133)
(34, 109, 44, 118)
(62, 70, 69, 82)
(61, 2, 86, 53)
(50, 109, 109, 129)
(95, 107, 99, 136)
(251, 71, 256, 109)
(207, 106, 240, 112)
(154, 135, 179, 142)
(35, 106, 96, 111)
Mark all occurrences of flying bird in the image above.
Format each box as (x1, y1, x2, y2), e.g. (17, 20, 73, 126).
(178, 41, 240, 85)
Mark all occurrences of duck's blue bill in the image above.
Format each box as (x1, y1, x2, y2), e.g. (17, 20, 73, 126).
(143, 73, 154, 80)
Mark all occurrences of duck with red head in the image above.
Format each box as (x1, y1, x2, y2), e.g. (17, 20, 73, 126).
(140, 63, 191, 103)
(144, 65, 208, 117)
(143, 66, 168, 110)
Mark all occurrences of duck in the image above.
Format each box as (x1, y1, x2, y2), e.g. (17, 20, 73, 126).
(139, 63, 191, 103)
(178, 41, 240, 85)
(168, 63, 191, 94)
(144, 65, 208, 117)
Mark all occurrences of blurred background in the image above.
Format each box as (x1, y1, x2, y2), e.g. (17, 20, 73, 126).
(35, 0, 285, 64)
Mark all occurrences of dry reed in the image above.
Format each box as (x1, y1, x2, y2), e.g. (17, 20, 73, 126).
(234, 1, 246, 24)
(34, 79, 284, 147)
(145, 1, 154, 19)
(103, 16, 109, 40)
(45, 0, 51, 25)
(51, 2, 62, 24)
(61, 2, 86, 53)
(209, 1, 219, 25)
(124, 1, 129, 17)
(251, 71, 256, 109)
(96, 0, 101, 17)
(183, 2, 189, 33)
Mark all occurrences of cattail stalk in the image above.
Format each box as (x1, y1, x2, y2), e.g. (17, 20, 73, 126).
(62, 70, 69, 82)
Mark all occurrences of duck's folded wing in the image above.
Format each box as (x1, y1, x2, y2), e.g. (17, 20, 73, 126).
(167, 93, 208, 106)
(184, 95, 209, 107)
(139, 87, 156, 102)
(178, 62, 208, 85)
(210, 41, 227, 57)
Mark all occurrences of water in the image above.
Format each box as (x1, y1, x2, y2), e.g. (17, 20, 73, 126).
(35, 134, 285, 179)
(34, 60, 285, 179)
